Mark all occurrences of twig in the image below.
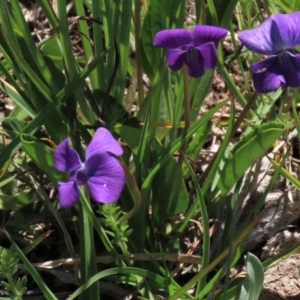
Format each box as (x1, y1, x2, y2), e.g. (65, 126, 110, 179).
(27, 253, 202, 269)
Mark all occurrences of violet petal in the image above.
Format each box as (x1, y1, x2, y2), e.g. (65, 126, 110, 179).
(277, 52, 300, 88)
(75, 167, 88, 185)
(85, 152, 125, 204)
(239, 12, 300, 54)
(251, 55, 278, 73)
(251, 56, 283, 93)
(183, 48, 205, 78)
(153, 29, 193, 49)
(193, 25, 228, 47)
(57, 181, 79, 208)
(86, 127, 123, 158)
(54, 138, 82, 173)
(166, 49, 185, 71)
(271, 12, 300, 51)
(195, 42, 218, 69)
(239, 20, 277, 54)
(252, 71, 283, 94)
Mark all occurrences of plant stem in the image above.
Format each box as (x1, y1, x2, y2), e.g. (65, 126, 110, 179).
(232, 91, 259, 136)
(200, 91, 259, 185)
(118, 161, 141, 223)
(134, 0, 144, 106)
(79, 189, 100, 300)
(7, 275, 20, 299)
(178, 64, 190, 167)
(217, 61, 254, 118)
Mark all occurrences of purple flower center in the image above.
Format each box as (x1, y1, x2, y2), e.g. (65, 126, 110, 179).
(76, 165, 88, 185)
(184, 47, 201, 66)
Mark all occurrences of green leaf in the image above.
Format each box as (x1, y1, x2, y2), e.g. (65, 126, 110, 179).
(42, 55, 65, 91)
(0, 190, 36, 210)
(0, 80, 35, 118)
(190, 70, 215, 121)
(40, 35, 64, 70)
(114, 124, 142, 155)
(152, 144, 188, 227)
(8, 104, 30, 120)
(2, 117, 27, 139)
(239, 253, 264, 300)
(0, 175, 17, 189)
(269, 158, 300, 190)
(67, 267, 169, 300)
(78, 187, 100, 300)
(274, 0, 300, 11)
(0, 53, 103, 170)
(216, 122, 285, 196)
(140, 0, 185, 80)
(131, 99, 229, 252)
(182, 119, 212, 177)
(135, 110, 152, 187)
(211, 0, 238, 27)
(140, 0, 163, 80)
(184, 157, 210, 294)
(20, 134, 67, 183)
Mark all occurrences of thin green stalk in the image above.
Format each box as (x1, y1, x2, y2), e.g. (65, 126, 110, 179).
(184, 157, 210, 295)
(217, 61, 254, 118)
(292, 93, 300, 137)
(172, 69, 185, 132)
(78, 187, 100, 300)
(199, 91, 259, 190)
(164, 72, 174, 122)
(57, 0, 95, 125)
(101, 0, 114, 84)
(10, 0, 61, 95)
(113, 0, 132, 101)
(0, 28, 57, 105)
(134, 100, 228, 251)
(178, 64, 190, 167)
(229, 22, 250, 92)
(232, 91, 259, 135)
(79, 187, 125, 267)
(4, 229, 58, 300)
(73, 0, 98, 90)
(195, 0, 206, 24)
(118, 161, 141, 223)
(36, 0, 58, 28)
(219, 180, 242, 300)
(92, 0, 105, 91)
(134, 0, 144, 105)
(168, 209, 268, 300)
(0, 53, 103, 170)
(6, 275, 20, 299)
(199, 99, 235, 193)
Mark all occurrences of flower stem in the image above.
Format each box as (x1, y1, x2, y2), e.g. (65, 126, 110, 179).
(79, 188, 100, 300)
(232, 91, 259, 136)
(200, 91, 259, 185)
(178, 64, 190, 167)
(118, 161, 141, 223)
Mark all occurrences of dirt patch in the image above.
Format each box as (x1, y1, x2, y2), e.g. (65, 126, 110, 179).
(260, 254, 300, 300)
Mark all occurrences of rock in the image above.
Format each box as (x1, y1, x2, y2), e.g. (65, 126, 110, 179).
(259, 254, 300, 300)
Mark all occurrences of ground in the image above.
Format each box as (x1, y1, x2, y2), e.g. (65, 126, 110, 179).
(2, 1, 300, 299)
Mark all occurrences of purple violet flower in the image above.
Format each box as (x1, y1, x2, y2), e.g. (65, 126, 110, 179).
(54, 128, 125, 208)
(238, 12, 300, 93)
(153, 25, 228, 77)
